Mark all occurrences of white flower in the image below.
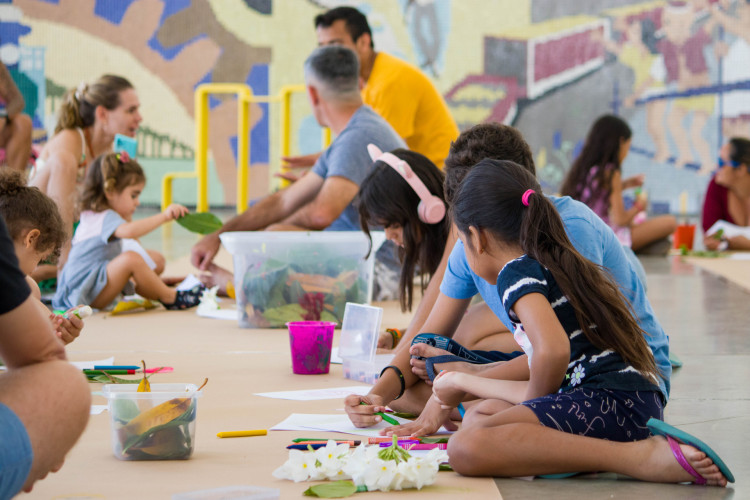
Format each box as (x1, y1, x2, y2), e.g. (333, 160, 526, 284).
(275, 442, 447, 492)
(272, 449, 317, 482)
(363, 458, 397, 492)
(570, 364, 586, 386)
(196, 285, 220, 315)
(313, 441, 351, 480)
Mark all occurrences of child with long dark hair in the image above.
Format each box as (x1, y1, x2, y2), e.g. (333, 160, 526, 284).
(561, 114, 676, 252)
(53, 152, 201, 311)
(358, 149, 449, 313)
(434, 159, 733, 486)
(357, 148, 515, 353)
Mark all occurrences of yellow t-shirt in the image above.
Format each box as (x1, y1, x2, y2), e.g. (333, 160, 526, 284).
(362, 52, 459, 168)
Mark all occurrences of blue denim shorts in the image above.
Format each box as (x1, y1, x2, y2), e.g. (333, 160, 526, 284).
(522, 387, 664, 442)
(0, 402, 33, 498)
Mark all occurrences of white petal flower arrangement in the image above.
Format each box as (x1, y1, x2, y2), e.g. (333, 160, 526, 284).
(273, 438, 448, 497)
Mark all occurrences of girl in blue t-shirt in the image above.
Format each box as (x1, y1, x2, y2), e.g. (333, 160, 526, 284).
(433, 159, 732, 486)
(54, 152, 202, 311)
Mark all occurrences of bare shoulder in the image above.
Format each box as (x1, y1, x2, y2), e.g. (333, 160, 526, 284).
(38, 129, 83, 162)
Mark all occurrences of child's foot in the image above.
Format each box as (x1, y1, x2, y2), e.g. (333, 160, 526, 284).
(409, 343, 484, 382)
(162, 284, 204, 310)
(635, 435, 728, 486)
(199, 264, 233, 296)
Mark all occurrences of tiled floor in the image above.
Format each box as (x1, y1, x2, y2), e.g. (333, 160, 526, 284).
(141, 212, 747, 497)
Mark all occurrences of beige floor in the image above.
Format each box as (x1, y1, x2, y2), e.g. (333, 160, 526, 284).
(24, 222, 750, 499)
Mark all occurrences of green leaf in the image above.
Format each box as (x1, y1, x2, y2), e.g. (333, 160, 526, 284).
(420, 437, 449, 444)
(175, 212, 222, 235)
(303, 481, 358, 498)
(112, 399, 140, 424)
(120, 400, 196, 455)
(88, 374, 141, 384)
(439, 463, 454, 471)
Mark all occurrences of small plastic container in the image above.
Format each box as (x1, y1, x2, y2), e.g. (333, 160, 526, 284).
(338, 303, 390, 383)
(342, 353, 395, 384)
(172, 486, 280, 500)
(219, 231, 384, 328)
(287, 321, 336, 374)
(103, 383, 203, 460)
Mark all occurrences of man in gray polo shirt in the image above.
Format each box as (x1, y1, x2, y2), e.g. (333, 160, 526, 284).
(192, 45, 404, 270)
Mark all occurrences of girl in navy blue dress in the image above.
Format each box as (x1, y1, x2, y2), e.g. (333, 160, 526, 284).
(434, 159, 732, 486)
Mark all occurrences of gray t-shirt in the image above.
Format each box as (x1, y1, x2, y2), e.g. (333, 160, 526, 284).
(311, 106, 405, 230)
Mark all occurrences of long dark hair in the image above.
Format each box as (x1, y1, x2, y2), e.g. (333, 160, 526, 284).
(729, 136, 750, 169)
(560, 114, 632, 201)
(453, 159, 658, 379)
(357, 149, 449, 312)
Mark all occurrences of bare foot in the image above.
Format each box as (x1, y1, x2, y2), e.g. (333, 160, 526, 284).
(199, 263, 233, 296)
(409, 343, 484, 383)
(634, 436, 728, 486)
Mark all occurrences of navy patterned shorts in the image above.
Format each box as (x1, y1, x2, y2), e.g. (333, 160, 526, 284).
(521, 387, 664, 442)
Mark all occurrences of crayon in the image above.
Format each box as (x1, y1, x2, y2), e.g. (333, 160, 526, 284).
(216, 430, 267, 438)
(84, 369, 135, 375)
(359, 402, 399, 425)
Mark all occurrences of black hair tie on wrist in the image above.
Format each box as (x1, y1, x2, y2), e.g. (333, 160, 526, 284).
(380, 365, 406, 400)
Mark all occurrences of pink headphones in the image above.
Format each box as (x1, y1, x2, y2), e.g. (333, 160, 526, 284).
(367, 144, 446, 224)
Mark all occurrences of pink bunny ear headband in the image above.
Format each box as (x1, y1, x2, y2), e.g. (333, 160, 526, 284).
(367, 144, 446, 224)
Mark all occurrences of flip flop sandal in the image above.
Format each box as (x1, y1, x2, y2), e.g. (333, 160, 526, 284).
(411, 333, 494, 363)
(162, 284, 205, 310)
(669, 352, 683, 368)
(647, 418, 735, 484)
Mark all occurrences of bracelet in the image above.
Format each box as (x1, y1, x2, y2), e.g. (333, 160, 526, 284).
(386, 328, 403, 347)
(380, 365, 405, 400)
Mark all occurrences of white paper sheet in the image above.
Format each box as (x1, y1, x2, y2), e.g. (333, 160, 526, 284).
(197, 307, 238, 320)
(69, 356, 116, 370)
(91, 405, 108, 415)
(707, 220, 750, 238)
(255, 385, 370, 401)
(270, 413, 453, 437)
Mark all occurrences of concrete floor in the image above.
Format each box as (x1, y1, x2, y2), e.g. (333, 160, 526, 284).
(141, 214, 747, 497)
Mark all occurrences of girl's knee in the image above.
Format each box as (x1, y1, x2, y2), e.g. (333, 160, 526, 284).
(117, 251, 148, 267)
(448, 427, 500, 476)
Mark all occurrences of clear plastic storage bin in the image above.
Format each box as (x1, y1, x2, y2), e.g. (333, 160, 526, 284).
(103, 383, 203, 460)
(220, 231, 383, 328)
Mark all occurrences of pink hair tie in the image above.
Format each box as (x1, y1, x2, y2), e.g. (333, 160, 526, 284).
(116, 151, 131, 163)
(521, 189, 535, 206)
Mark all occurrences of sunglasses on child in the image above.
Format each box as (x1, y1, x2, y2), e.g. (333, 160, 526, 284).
(718, 157, 741, 168)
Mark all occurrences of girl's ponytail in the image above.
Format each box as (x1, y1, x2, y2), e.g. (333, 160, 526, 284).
(55, 84, 87, 134)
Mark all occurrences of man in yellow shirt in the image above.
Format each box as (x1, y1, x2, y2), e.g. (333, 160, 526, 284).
(283, 6, 458, 172)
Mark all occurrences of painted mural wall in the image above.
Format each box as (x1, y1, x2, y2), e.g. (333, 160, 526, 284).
(3, 0, 749, 216)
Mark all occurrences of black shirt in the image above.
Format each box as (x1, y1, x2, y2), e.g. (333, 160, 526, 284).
(0, 215, 31, 314)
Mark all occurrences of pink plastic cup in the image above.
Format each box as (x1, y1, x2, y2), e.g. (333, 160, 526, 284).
(286, 321, 336, 375)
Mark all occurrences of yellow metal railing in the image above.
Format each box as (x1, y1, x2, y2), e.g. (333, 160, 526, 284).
(161, 83, 331, 214)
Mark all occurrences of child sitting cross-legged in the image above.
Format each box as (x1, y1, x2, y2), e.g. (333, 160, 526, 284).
(433, 159, 733, 486)
(53, 152, 202, 311)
